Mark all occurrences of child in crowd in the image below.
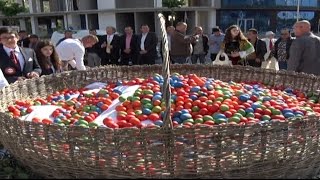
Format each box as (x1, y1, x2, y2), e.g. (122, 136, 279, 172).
(35, 40, 62, 76)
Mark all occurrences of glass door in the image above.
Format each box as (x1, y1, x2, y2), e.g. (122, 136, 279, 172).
(237, 18, 255, 33)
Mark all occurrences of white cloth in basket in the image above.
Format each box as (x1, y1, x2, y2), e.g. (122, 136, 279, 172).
(212, 51, 232, 66)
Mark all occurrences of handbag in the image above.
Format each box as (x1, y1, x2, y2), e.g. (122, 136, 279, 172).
(212, 51, 233, 66)
(261, 57, 279, 71)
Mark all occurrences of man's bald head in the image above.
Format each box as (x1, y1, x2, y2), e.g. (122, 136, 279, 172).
(294, 20, 311, 37)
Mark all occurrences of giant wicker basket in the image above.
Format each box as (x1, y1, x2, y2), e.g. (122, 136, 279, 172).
(0, 14, 320, 179)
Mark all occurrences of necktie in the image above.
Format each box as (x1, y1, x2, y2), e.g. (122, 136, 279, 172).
(269, 39, 273, 50)
(10, 50, 21, 70)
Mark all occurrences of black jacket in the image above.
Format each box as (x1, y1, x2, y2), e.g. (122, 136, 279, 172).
(120, 34, 138, 57)
(0, 46, 41, 83)
(99, 34, 121, 62)
(252, 38, 267, 60)
(274, 37, 294, 60)
(137, 32, 158, 57)
(191, 34, 209, 55)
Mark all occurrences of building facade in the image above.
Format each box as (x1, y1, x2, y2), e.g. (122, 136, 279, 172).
(0, 0, 219, 37)
(217, 0, 320, 35)
(0, 0, 319, 37)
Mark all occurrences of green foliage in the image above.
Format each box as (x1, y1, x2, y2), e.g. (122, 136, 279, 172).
(162, 0, 186, 9)
(0, 0, 27, 17)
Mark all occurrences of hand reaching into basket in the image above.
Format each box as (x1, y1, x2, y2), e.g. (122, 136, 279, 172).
(26, 71, 40, 79)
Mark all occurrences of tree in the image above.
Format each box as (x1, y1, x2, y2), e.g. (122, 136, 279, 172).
(0, 0, 27, 25)
(162, 0, 186, 25)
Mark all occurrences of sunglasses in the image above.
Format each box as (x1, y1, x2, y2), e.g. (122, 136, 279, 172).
(281, 33, 289, 35)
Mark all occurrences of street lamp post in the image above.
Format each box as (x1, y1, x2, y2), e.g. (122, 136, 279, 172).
(296, 0, 300, 22)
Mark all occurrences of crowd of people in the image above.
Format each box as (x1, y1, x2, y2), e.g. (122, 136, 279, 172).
(168, 20, 320, 75)
(0, 19, 320, 89)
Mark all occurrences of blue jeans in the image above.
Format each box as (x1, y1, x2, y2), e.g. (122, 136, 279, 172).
(191, 54, 206, 64)
(278, 61, 287, 70)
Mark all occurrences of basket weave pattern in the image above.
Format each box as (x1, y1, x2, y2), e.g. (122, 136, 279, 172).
(0, 65, 320, 178)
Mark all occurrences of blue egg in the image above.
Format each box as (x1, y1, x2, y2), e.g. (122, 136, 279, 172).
(96, 107, 102, 113)
(294, 111, 304, 116)
(97, 102, 104, 108)
(282, 108, 293, 114)
(142, 108, 152, 115)
(245, 108, 254, 113)
(263, 96, 272, 102)
(251, 102, 261, 110)
(154, 92, 162, 96)
(206, 84, 214, 91)
(54, 118, 62, 123)
(180, 113, 192, 121)
(284, 112, 295, 118)
(64, 94, 71, 100)
(190, 86, 201, 92)
(252, 92, 260, 97)
(175, 81, 184, 88)
(153, 76, 160, 82)
(213, 113, 226, 119)
(173, 117, 182, 124)
(172, 75, 180, 81)
(154, 120, 164, 127)
(190, 94, 198, 101)
(253, 84, 260, 89)
(152, 95, 162, 101)
(239, 94, 250, 102)
(181, 109, 190, 114)
(173, 111, 182, 118)
(284, 88, 293, 94)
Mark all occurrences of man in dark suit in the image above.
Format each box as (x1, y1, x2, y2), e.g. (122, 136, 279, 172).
(137, 24, 158, 65)
(120, 26, 138, 65)
(247, 28, 267, 67)
(85, 29, 102, 67)
(100, 26, 121, 65)
(0, 30, 41, 84)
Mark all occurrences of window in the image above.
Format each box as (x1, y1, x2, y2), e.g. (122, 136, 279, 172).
(276, 11, 315, 32)
(275, 0, 317, 7)
(222, 0, 274, 8)
(218, 11, 272, 34)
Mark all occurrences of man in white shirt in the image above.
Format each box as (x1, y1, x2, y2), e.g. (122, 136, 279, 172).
(0, 30, 41, 83)
(56, 35, 99, 71)
(137, 24, 158, 65)
(100, 26, 120, 65)
(262, 31, 277, 60)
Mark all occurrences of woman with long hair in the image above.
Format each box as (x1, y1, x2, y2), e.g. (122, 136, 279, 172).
(35, 40, 62, 76)
(221, 25, 254, 65)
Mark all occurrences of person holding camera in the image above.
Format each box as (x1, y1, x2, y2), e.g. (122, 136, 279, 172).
(191, 26, 209, 64)
(170, 22, 196, 64)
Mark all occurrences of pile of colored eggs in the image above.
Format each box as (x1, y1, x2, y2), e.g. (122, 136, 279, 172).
(6, 73, 320, 129)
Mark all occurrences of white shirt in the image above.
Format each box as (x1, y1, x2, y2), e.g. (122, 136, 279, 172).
(167, 33, 171, 51)
(0, 68, 9, 89)
(107, 34, 114, 44)
(140, 33, 148, 51)
(3, 45, 24, 71)
(55, 38, 86, 70)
